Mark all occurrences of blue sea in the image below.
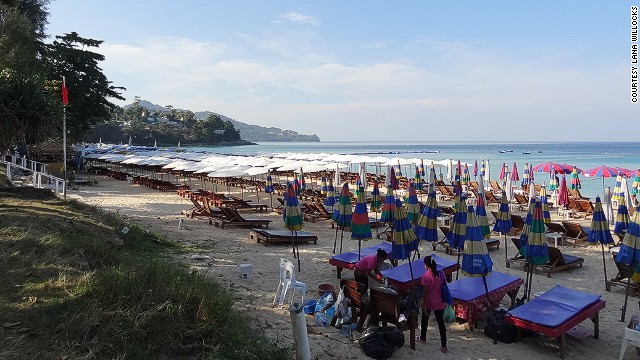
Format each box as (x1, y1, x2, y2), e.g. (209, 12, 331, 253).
(185, 141, 640, 200)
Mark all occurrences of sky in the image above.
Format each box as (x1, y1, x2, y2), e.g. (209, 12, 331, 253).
(46, 1, 639, 142)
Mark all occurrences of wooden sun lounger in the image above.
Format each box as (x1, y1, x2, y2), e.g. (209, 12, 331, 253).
(230, 196, 268, 212)
(213, 207, 272, 229)
(533, 247, 584, 277)
(605, 259, 640, 295)
(249, 228, 318, 246)
(561, 221, 590, 247)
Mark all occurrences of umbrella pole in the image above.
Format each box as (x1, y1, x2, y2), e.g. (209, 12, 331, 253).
(339, 228, 344, 254)
(269, 193, 273, 210)
(601, 243, 608, 289)
(291, 229, 297, 258)
(622, 274, 632, 322)
(482, 274, 491, 309)
(504, 233, 508, 261)
(358, 239, 362, 261)
(332, 226, 339, 254)
(456, 250, 461, 280)
(295, 230, 301, 272)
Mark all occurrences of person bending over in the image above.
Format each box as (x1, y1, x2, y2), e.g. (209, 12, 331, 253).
(353, 248, 389, 291)
(419, 255, 448, 353)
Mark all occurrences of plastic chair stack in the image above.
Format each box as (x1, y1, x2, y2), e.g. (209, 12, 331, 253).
(273, 259, 306, 308)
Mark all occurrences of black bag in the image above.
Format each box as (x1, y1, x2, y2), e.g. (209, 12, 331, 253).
(359, 326, 405, 359)
(483, 309, 517, 344)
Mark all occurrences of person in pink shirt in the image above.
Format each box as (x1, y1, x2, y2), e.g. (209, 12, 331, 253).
(419, 255, 448, 353)
(353, 249, 388, 290)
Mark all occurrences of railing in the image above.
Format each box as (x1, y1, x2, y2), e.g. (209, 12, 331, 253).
(2, 157, 65, 196)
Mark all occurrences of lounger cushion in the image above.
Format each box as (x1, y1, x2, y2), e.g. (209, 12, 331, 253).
(330, 242, 393, 264)
(448, 272, 521, 302)
(380, 254, 456, 283)
(562, 254, 582, 265)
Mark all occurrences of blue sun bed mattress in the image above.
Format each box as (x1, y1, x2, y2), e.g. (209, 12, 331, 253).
(329, 241, 393, 264)
(380, 254, 458, 285)
(448, 272, 522, 302)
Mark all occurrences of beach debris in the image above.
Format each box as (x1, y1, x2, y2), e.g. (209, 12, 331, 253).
(121, 226, 129, 234)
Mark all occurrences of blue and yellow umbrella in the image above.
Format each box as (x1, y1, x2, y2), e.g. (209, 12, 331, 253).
(616, 206, 640, 321)
(370, 180, 382, 212)
(492, 190, 512, 261)
(265, 172, 274, 209)
(521, 200, 549, 300)
(588, 196, 614, 288)
(415, 183, 439, 243)
(332, 182, 353, 254)
(324, 178, 336, 208)
(461, 205, 494, 277)
(540, 185, 551, 225)
(405, 181, 420, 223)
(351, 190, 373, 260)
(615, 196, 630, 237)
(475, 186, 491, 239)
(284, 182, 304, 270)
(447, 194, 469, 279)
(320, 176, 327, 195)
(380, 187, 396, 223)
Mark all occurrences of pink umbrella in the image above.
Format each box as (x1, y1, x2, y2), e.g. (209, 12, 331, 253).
(532, 162, 572, 174)
(557, 176, 569, 209)
(511, 162, 519, 182)
(473, 160, 478, 177)
(499, 163, 506, 180)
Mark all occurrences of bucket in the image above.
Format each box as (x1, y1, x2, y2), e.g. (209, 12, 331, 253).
(317, 283, 336, 297)
(238, 264, 252, 280)
(303, 299, 317, 314)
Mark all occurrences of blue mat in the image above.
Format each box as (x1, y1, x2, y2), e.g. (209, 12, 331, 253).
(448, 272, 521, 302)
(330, 242, 393, 264)
(381, 254, 457, 284)
(507, 285, 601, 328)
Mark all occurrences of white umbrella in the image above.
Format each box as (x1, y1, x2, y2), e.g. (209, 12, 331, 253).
(603, 186, 615, 225)
(245, 166, 270, 176)
(208, 168, 249, 178)
(485, 159, 491, 191)
(504, 173, 514, 203)
(620, 178, 634, 212)
(529, 181, 536, 201)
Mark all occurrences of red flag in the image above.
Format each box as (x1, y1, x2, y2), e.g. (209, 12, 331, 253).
(61, 77, 69, 105)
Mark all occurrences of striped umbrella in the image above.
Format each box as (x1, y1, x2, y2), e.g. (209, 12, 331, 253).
(293, 177, 301, 196)
(447, 194, 469, 279)
(519, 199, 536, 255)
(284, 182, 304, 270)
(473, 160, 478, 178)
(631, 169, 640, 198)
(614, 176, 634, 211)
(414, 166, 423, 191)
(532, 162, 572, 174)
(475, 180, 491, 239)
(457, 159, 462, 179)
(462, 163, 471, 185)
(521, 163, 531, 188)
(320, 176, 327, 195)
(370, 180, 382, 211)
(332, 183, 353, 254)
(480, 159, 486, 178)
(587, 196, 614, 288)
(540, 185, 551, 225)
(389, 166, 399, 190)
(462, 206, 494, 276)
(615, 195, 630, 237)
(265, 172, 274, 209)
(415, 183, 439, 243)
(521, 200, 549, 300)
(380, 187, 396, 223)
(351, 190, 373, 260)
(419, 160, 425, 177)
(391, 198, 420, 280)
(499, 162, 507, 181)
(298, 168, 306, 191)
(583, 165, 619, 187)
(405, 181, 420, 223)
(324, 178, 336, 208)
(616, 206, 640, 321)
(570, 166, 581, 190)
(557, 176, 569, 209)
(548, 168, 558, 192)
(355, 175, 364, 197)
(612, 172, 625, 203)
(529, 164, 534, 182)
(511, 162, 519, 182)
(492, 190, 512, 261)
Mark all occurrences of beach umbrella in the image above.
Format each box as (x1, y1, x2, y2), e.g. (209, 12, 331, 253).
(265, 172, 274, 209)
(528, 181, 536, 202)
(493, 190, 512, 261)
(504, 173, 513, 203)
(429, 163, 437, 185)
(390, 166, 399, 191)
(419, 159, 425, 177)
(521, 201, 549, 300)
(333, 183, 353, 254)
(414, 166, 423, 191)
(540, 185, 551, 225)
(603, 187, 615, 226)
(324, 178, 336, 208)
(532, 162, 571, 174)
(475, 177, 491, 239)
(391, 198, 420, 281)
(462, 163, 471, 185)
(521, 163, 531, 188)
(583, 165, 619, 187)
(405, 182, 420, 223)
(284, 182, 304, 271)
(473, 160, 478, 179)
(612, 172, 625, 204)
(479, 159, 486, 178)
(351, 190, 373, 260)
(570, 166, 581, 190)
(615, 195, 630, 237)
(548, 168, 558, 192)
(381, 186, 396, 224)
(587, 196, 614, 288)
(615, 176, 634, 211)
(355, 175, 364, 196)
(334, 165, 341, 191)
(529, 164, 534, 182)
(298, 168, 306, 191)
(517, 198, 535, 299)
(293, 177, 301, 196)
(557, 176, 569, 209)
(447, 194, 469, 279)
(415, 183, 439, 243)
(615, 206, 640, 321)
(631, 169, 640, 199)
(320, 176, 327, 195)
(511, 162, 519, 182)
(485, 159, 491, 191)
(499, 163, 507, 181)
(370, 180, 382, 236)
(461, 206, 494, 305)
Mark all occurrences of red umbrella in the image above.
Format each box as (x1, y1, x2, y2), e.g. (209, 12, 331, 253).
(557, 176, 569, 209)
(499, 163, 506, 180)
(583, 165, 620, 187)
(532, 162, 572, 174)
(511, 162, 519, 182)
(617, 167, 633, 177)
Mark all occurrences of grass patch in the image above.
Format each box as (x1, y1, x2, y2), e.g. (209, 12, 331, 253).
(0, 188, 289, 359)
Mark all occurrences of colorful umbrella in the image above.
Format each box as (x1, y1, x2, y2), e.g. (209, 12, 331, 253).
(405, 181, 420, 223)
(603, 186, 615, 226)
(499, 163, 507, 181)
(570, 166, 581, 190)
(532, 162, 572, 174)
(614, 175, 634, 210)
(557, 176, 569, 209)
(587, 196, 614, 288)
(447, 194, 469, 279)
(390, 166, 399, 190)
(612, 172, 625, 203)
(414, 166, 423, 191)
(324, 178, 336, 207)
(462, 163, 471, 185)
(355, 175, 364, 197)
(414, 183, 439, 243)
(521, 200, 549, 300)
(511, 162, 519, 182)
(462, 206, 494, 277)
(492, 190, 512, 261)
(615, 195, 630, 237)
(298, 168, 306, 191)
(332, 183, 353, 254)
(284, 182, 304, 270)
(293, 177, 301, 196)
(480, 159, 486, 178)
(370, 180, 382, 211)
(475, 180, 491, 239)
(540, 185, 551, 225)
(419, 160, 425, 177)
(615, 205, 640, 321)
(473, 160, 478, 178)
(320, 176, 327, 195)
(521, 163, 530, 188)
(351, 190, 373, 260)
(519, 199, 536, 255)
(381, 187, 396, 224)
(265, 172, 274, 209)
(548, 168, 558, 192)
(582, 165, 620, 187)
(631, 169, 640, 197)
(391, 198, 420, 279)
(529, 164, 534, 182)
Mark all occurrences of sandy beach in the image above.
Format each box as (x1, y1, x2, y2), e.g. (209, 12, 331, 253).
(67, 176, 636, 360)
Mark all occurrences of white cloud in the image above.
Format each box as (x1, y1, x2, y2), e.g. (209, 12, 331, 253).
(281, 12, 319, 26)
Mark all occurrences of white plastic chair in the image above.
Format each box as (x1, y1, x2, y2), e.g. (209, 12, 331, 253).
(273, 259, 306, 308)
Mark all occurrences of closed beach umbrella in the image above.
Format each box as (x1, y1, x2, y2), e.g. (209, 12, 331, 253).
(529, 164, 534, 182)
(616, 177, 634, 212)
(381, 187, 396, 223)
(265, 172, 274, 209)
(351, 190, 373, 260)
(493, 190, 512, 261)
(355, 175, 364, 197)
(462, 163, 471, 185)
(615, 195, 630, 237)
(447, 194, 469, 279)
(570, 166, 581, 190)
(415, 183, 439, 243)
(414, 166, 423, 191)
(320, 176, 327, 195)
(370, 180, 382, 211)
(548, 168, 558, 192)
(583, 165, 619, 187)
(612, 172, 625, 204)
(333, 182, 353, 253)
(588, 196, 614, 288)
(462, 206, 494, 277)
(521, 163, 530, 188)
(334, 165, 341, 190)
(557, 176, 569, 209)
(521, 201, 549, 300)
(603, 186, 615, 226)
(405, 182, 420, 223)
(615, 205, 640, 321)
(485, 159, 491, 190)
(293, 177, 301, 196)
(390, 166, 399, 190)
(529, 181, 536, 202)
(324, 178, 336, 207)
(298, 168, 306, 191)
(540, 185, 551, 225)
(284, 182, 304, 271)
(519, 199, 536, 253)
(473, 160, 478, 178)
(511, 162, 519, 182)
(499, 163, 506, 181)
(504, 173, 513, 203)
(391, 198, 420, 267)
(479, 159, 486, 178)
(419, 160, 425, 177)
(631, 169, 640, 199)
(475, 180, 491, 239)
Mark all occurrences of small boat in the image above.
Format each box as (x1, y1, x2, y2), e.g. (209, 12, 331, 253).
(498, 149, 513, 153)
(538, 151, 543, 153)
(522, 151, 531, 155)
